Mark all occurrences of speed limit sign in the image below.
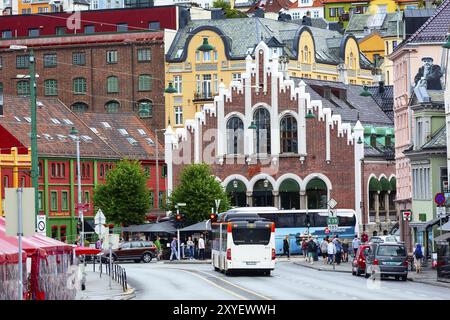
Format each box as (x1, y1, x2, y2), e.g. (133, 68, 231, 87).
(37, 215, 47, 235)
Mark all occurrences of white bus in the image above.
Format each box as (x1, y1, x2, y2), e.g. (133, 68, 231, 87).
(211, 211, 276, 276)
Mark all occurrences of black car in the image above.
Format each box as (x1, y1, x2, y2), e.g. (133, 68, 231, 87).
(364, 242, 408, 281)
(103, 241, 157, 263)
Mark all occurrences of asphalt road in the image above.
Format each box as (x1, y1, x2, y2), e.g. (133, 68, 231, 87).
(123, 260, 450, 300)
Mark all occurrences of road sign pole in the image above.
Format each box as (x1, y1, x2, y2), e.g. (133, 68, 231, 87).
(17, 187, 23, 301)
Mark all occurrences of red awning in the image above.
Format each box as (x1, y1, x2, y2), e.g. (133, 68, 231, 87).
(74, 247, 101, 256)
(0, 217, 72, 257)
(0, 240, 27, 264)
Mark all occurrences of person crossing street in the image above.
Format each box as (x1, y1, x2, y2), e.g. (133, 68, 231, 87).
(282, 236, 290, 259)
(170, 237, 179, 261)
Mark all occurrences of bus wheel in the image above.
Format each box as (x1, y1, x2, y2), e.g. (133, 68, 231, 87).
(214, 267, 220, 272)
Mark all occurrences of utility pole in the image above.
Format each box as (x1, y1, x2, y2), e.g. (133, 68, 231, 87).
(71, 127, 83, 246)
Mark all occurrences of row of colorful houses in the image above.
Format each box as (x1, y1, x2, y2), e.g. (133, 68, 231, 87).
(0, 94, 166, 243)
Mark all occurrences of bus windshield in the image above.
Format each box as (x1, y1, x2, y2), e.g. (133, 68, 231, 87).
(232, 228, 271, 245)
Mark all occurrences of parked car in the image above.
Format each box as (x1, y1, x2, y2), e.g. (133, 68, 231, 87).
(352, 244, 371, 276)
(103, 240, 157, 263)
(364, 242, 408, 281)
(369, 235, 399, 243)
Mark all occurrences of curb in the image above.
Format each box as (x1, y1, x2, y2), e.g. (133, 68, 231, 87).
(407, 277, 450, 289)
(119, 287, 136, 300)
(294, 262, 352, 273)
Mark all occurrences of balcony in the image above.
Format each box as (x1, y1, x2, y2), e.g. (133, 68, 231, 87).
(193, 92, 214, 103)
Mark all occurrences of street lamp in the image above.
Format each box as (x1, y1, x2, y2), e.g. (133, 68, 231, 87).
(263, 178, 269, 206)
(9, 45, 39, 221)
(175, 202, 186, 260)
(70, 126, 84, 247)
(154, 129, 166, 212)
(233, 179, 239, 207)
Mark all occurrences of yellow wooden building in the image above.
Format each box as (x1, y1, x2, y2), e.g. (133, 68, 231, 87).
(164, 17, 375, 127)
(0, 147, 31, 216)
(17, 0, 52, 14)
(368, 0, 419, 14)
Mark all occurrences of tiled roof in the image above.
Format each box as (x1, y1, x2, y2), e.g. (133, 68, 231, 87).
(400, 0, 450, 45)
(0, 95, 163, 160)
(368, 85, 394, 121)
(346, 12, 404, 39)
(287, 0, 323, 8)
(0, 95, 118, 159)
(290, 17, 330, 30)
(420, 125, 446, 150)
(76, 113, 164, 160)
(247, 0, 291, 13)
(293, 78, 394, 126)
(167, 17, 372, 69)
(364, 144, 395, 159)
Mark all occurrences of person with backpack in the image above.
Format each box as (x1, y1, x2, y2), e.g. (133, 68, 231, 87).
(307, 237, 316, 264)
(413, 243, 423, 273)
(302, 239, 308, 260)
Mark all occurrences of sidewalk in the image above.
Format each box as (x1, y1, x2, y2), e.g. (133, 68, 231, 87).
(290, 255, 450, 288)
(163, 259, 211, 264)
(76, 268, 136, 300)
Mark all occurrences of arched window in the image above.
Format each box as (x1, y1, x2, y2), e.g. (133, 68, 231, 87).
(82, 164, 86, 178)
(71, 102, 88, 112)
(226, 116, 244, 155)
(253, 108, 271, 154)
(306, 178, 328, 209)
(280, 115, 298, 153)
(106, 76, 119, 93)
(137, 99, 153, 118)
(349, 52, 354, 69)
(303, 45, 309, 63)
(44, 79, 58, 96)
(105, 100, 120, 113)
(17, 80, 30, 96)
(73, 77, 87, 94)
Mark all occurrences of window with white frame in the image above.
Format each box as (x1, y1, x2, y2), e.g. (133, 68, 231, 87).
(232, 73, 242, 82)
(213, 74, 218, 94)
(203, 51, 211, 62)
(196, 51, 200, 62)
(313, 11, 319, 18)
(173, 75, 182, 93)
(412, 166, 431, 200)
(415, 117, 430, 149)
(174, 106, 183, 125)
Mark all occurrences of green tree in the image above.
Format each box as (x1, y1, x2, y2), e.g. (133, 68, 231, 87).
(166, 163, 230, 223)
(212, 0, 247, 18)
(93, 160, 151, 226)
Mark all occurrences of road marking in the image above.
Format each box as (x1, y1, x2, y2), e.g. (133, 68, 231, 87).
(196, 270, 272, 301)
(180, 270, 247, 300)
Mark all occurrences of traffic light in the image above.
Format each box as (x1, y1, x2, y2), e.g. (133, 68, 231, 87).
(210, 213, 218, 223)
(76, 219, 82, 234)
(175, 214, 184, 228)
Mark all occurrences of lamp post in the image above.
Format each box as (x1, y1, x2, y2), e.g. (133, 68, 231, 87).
(9, 45, 39, 220)
(263, 178, 269, 206)
(233, 179, 238, 207)
(175, 202, 186, 260)
(70, 126, 84, 247)
(154, 129, 166, 212)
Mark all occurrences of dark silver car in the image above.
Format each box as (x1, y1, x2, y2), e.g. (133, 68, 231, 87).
(364, 242, 408, 281)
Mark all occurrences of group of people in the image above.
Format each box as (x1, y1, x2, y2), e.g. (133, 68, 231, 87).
(166, 234, 206, 261)
(282, 233, 371, 265)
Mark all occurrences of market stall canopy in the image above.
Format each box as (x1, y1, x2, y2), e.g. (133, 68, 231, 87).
(0, 217, 72, 256)
(180, 221, 211, 232)
(0, 240, 27, 264)
(123, 221, 176, 233)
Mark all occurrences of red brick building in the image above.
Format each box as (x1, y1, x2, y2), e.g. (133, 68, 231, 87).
(0, 94, 165, 242)
(0, 30, 165, 130)
(164, 41, 397, 234)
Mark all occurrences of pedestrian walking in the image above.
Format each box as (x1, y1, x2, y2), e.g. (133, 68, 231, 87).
(170, 237, 179, 261)
(361, 231, 369, 244)
(301, 239, 308, 260)
(352, 235, 361, 257)
(283, 235, 290, 259)
(320, 237, 329, 264)
(342, 240, 349, 262)
(307, 237, 316, 264)
(327, 239, 336, 264)
(154, 236, 162, 261)
(413, 243, 423, 273)
(186, 236, 195, 260)
(335, 238, 342, 265)
(198, 234, 205, 260)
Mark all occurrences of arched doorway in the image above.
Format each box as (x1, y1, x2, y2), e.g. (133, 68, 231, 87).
(226, 179, 247, 207)
(279, 178, 300, 209)
(252, 179, 273, 207)
(306, 178, 327, 209)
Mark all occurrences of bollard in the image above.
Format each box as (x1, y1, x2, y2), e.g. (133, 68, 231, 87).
(93, 254, 96, 272)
